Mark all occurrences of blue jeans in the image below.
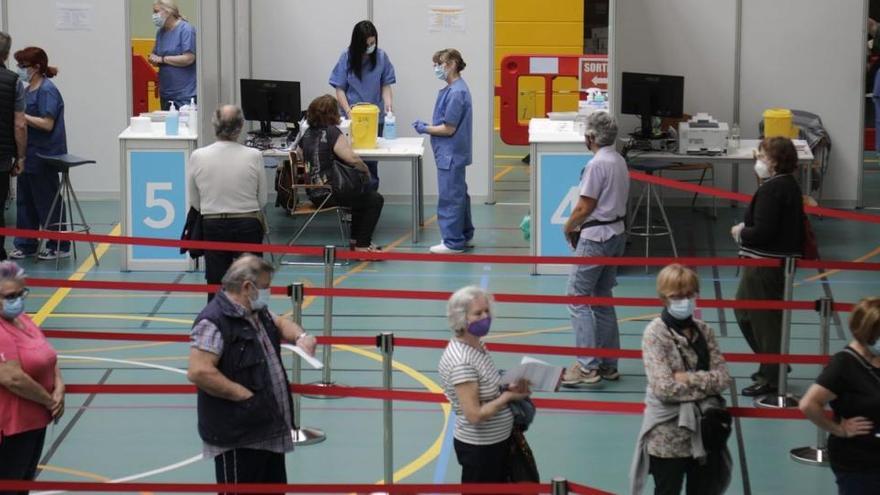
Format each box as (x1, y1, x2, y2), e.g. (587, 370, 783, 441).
(566, 233, 626, 370)
(835, 470, 880, 495)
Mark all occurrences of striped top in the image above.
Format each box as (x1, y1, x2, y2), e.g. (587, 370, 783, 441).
(438, 339, 513, 445)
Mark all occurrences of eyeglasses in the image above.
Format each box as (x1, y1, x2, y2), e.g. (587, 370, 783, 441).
(2, 288, 29, 300)
(16, 64, 30, 70)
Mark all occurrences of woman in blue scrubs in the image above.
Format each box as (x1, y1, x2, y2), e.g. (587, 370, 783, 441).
(413, 49, 473, 255)
(11, 47, 69, 260)
(329, 20, 396, 191)
(149, 0, 196, 111)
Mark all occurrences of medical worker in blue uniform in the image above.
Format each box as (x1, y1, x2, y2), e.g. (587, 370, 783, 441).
(413, 49, 473, 255)
(329, 20, 396, 191)
(149, 0, 196, 111)
(10, 47, 69, 260)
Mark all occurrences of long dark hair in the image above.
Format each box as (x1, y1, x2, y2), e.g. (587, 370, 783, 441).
(348, 20, 378, 80)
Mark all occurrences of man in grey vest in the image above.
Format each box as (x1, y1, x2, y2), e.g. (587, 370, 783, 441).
(0, 32, 27, 260)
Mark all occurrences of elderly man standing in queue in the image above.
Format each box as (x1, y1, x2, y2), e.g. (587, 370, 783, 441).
(187, 254, 317, 488)
(0, 32, 27, 260)
(560, 111, 630, 387)
(188, 104, 267, 302)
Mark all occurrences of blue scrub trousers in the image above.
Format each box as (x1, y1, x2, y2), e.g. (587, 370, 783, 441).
(14, 169, 70, 253)
(873, 69, 880, 152)
(436, 165, 473, 250)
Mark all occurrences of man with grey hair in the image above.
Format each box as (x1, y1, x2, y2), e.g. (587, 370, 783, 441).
(561, 111, 630, 387)
(188, 254, 316, 487)
(187, 104, 267, 300)
(0, 32, 27, 260)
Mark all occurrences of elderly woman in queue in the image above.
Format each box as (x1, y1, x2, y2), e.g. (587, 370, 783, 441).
(731, 136, 805, 397)
(149, 0, 197, 110)
(630, 264, 732, 495)
(298, 95, 384, 253)
(0, 261, 64, 490)
(438, 286, 530, 484)
(800, 297, 880, 495)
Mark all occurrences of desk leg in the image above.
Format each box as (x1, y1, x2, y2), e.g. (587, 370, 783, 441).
(418, 156, 425, 226)
(731, 161, 739, 207)
(412, 157, 420, 244)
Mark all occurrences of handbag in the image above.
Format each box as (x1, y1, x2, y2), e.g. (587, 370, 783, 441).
(508, 397, 536, 432)
(507, 429, 540, 482)
(330, 159, 369, 196)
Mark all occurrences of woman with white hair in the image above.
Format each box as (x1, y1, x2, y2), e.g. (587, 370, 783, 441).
(438, 286, 530, 483)
(0, 261, 64, 490)
(148, 0, 196, 110)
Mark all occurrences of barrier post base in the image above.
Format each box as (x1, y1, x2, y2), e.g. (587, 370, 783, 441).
(790, 446, 829, 466)
(754, 394, 799, 409)
(291, 427, 326, 446)
(302, 381, 346, 400)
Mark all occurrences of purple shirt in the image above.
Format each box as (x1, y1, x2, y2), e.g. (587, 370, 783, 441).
(578, 146, 630, 242)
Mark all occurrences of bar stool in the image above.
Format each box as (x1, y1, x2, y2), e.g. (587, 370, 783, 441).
(626, 161, 678, 264)
(36, 153, 99, 269)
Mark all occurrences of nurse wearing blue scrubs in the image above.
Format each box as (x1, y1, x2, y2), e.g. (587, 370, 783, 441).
(11, 47, 69, 260)
(413, 49, 473, 255)
(149, 0, 196, 111)
(329, 20, 396, 191)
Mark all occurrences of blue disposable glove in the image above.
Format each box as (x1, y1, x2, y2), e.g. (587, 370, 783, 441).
(412, 120, 429, 135)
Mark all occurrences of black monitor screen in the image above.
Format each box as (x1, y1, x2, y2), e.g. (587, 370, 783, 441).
(620, 72, 684, 137)
(240, 79, 301, 127)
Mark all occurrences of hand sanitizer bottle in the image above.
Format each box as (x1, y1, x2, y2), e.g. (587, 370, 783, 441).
(383, 112, 396, 140)
(165, 102, 179, 136)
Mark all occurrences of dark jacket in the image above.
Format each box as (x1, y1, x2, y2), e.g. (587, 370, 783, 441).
(0, 64, 19, 166)
(194, 292, 293, 448)
(739, 173, 804, 259)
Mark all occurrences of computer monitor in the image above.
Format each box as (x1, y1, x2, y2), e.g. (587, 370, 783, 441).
(240, 79, 301, 136)
(620, 72, 684, 138)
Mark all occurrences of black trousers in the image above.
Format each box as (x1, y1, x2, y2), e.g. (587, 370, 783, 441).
(734, 266, 785, 383)
(325, 190, 384, 247)
(649, 455, 714, 495)
(202, 217, 263, 302)
(0, 427, 47, 495)
(454, 436, 511, 484)
(14, 169, 69, 253)
(214, 448, 286, 495)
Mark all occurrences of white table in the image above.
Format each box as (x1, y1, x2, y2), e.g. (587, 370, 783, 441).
(264, 136, 426, 242)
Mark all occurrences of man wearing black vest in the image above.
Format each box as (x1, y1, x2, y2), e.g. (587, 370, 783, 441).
(187, 254, 316, 489)
(0, 32, 27, 260)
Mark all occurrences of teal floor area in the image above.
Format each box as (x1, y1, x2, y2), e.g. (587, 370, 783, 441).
(12, 145, 880, 494)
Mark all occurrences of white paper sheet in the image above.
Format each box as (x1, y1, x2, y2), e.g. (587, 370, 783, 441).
(501, 356, 563, 392)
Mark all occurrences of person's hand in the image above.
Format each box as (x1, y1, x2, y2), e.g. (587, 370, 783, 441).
(412, 120, 429, 135)
(296, 333, 318, 357)
(148, 54, 162, 66)
(384, 103, 393, 114)
(730, 222, 744, 243)
(49, 386, 65, 421)
(11, 158, 23, 176)
(508, 378, 531, 395)
(501, 389, 530, 403)
(238, 388, 255, 402)
(673, 371, 689, 384)
(835, 416, 874, 438)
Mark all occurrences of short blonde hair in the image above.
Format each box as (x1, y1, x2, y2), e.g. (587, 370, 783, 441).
(447, 286, 491, 337)
(850, 297, 880, 345)
(656, 264, 700, 300)
(154, 0, 184, 20)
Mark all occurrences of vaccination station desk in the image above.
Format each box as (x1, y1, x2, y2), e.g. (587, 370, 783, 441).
(263, 136, 426, 243)
(118, 122, 198, 271)
(528, 118, 814, 276)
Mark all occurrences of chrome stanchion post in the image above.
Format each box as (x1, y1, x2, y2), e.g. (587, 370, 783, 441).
(377, 332, 395, 485)
(551, 477, 569, 495)
(304, 245, 344, 399)
(791, 296, 832, 465)
(757, 256, 799, 408)
(287, 283, 325, 446)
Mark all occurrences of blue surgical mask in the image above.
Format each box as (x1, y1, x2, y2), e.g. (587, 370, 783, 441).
(2, 296, 25, 320)
(16, 68, 30, 83)
(365, 44, 376, 55)
(870, 339, 880, 356)
(152, 12, 166, 28)
(467, 316, 491, 337)
(667, 297, 696, 320)
(434, 64, 447, 81)
(250, 287, 271, 311)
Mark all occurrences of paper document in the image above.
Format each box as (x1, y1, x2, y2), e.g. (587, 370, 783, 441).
(501, 356, 564, 392)
(281, 344, 323, 369)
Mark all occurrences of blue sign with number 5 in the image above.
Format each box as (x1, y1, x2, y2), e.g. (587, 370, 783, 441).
(130, 150, 186, 260)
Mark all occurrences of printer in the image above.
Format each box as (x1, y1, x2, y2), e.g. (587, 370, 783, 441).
(678, 113, 729, 155)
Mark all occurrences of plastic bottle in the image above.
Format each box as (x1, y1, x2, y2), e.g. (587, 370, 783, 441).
(188, 97, 198, 135)
(165, 101, 179, 136)
(729, 123, 740, 152)
(383, 111, 397, 140)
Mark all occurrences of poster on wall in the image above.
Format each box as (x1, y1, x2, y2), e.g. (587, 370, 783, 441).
(56, 1, 94, 31)
(428, 5, 466, 33)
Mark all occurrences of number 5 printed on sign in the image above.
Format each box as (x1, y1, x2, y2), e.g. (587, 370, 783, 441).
(144, 182, 175, 229)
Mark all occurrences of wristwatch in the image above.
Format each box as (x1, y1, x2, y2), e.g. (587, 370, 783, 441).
(295, 332, 308, 342)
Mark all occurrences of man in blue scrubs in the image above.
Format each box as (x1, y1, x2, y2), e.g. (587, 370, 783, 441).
(413, 49, 473, 254)
(149, 1, 196, 111)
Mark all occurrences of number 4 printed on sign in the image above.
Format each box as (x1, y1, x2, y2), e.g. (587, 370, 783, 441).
(550, 186, 580, 225)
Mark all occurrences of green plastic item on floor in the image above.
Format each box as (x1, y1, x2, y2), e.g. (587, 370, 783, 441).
(520, 214, 531, 241)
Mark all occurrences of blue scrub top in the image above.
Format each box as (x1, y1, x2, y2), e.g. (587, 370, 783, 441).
(430, 78, 472, 170)
(153, 19, 197, 102)
(25, 78, 66, 175)
(329, 48, 396, 121)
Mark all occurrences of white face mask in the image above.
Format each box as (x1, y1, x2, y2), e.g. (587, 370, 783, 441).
(667, 297, 696, 320)
(365, 44, 376, 55)
(754, 159, 772, 179)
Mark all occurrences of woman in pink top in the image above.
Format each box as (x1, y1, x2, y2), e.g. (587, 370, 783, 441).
(0, 261, 64, 493)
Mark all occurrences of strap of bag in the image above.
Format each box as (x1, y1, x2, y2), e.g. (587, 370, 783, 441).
(842, 347, 880, 388)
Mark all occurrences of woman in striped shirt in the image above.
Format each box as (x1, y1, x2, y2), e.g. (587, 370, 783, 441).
(438, 286, 530, 484)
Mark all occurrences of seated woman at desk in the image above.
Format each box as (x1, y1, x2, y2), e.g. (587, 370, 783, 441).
(298, 95, 384, 253)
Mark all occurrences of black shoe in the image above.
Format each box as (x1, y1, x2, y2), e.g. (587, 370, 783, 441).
(741, 382, 778, 397)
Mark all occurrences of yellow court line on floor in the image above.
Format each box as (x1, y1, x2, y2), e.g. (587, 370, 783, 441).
(798, 245, 880, 285)
(32, 224, 121, 326)
(494, 154, 526, 160)
(493, 165, 514, 181)
(57, 341, 170, 354)
(44, 313, 193, 325)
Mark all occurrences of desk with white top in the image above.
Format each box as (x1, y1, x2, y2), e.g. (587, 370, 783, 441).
(264, 136, 426, 243)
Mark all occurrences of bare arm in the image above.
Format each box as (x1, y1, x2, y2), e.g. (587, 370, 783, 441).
(273, 313, 317, 356)
(425, 123, 456, 137)
(163, 52, 195, 67)
(50, 364, 65, 420)
(563, 196, 598, 234)
(332, 133, 370, 176)
(799, 384, 875, 438)
(381, 85, 393, 114)
(454, 380, 528, 425)
(186, 348, 253, 401)
(335, 88, 352, 118)
(0, 360, 54, 408)
(26, 114, 54, 133)
(13, 111, 26, 175)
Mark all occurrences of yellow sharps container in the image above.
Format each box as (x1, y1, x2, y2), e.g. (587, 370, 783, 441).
(763, 108, 799, 139)
(350, 103, 379, 149)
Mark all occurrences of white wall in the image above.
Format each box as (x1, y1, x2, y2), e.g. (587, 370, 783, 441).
(8, 0, 128, 198)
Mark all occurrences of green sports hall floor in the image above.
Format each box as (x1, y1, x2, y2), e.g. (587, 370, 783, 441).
(13, 141, 880, 495)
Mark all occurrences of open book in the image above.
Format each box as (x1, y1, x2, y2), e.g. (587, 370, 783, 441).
(500, 356, 564, 392)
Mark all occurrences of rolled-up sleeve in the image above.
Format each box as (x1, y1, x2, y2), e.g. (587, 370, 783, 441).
(190, 319, 223, 355)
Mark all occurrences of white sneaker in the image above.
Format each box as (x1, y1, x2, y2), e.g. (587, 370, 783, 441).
(429, 243, 464, 254)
